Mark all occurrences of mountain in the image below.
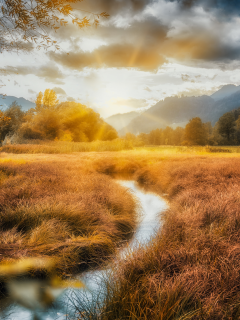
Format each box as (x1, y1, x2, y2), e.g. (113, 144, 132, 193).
(105, 111, 139, 131)
(0, 95, 35, 111)
(120, 95, 214, 134)
(211, 84, 240, 101)
(209, 90, 240, 123)
(120, 91, 240, 135)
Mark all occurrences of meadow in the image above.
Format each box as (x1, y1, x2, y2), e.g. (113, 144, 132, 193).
(0, 156, 137, 275)
(1, 145, 240, 319)
(0, 139, 133, 154)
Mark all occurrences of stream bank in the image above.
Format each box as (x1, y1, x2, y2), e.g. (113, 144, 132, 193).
(0, 179, 167, 320)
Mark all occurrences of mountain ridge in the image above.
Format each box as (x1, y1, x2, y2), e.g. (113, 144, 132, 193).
(119, 87, 240, 135)
(0, 95, 35, 111)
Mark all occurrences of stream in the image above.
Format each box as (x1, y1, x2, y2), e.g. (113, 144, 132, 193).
(0, 180, 168, 320)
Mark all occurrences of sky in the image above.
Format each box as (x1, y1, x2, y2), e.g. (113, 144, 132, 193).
(1, 0, 240, 117)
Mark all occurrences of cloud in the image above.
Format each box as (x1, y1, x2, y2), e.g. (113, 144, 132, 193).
(168, 0, 240, 15)
(37, 64, 64, 84)
(181, 74, 200, 83)
(177, 86, 221, 97)
(49, 1, 240, 71)
(28, 89, 36, 94)
(67, 96, 75, 101)
(50, 42, 166, 71)
(161, 31, 240, 63)
(112, 98, 148, 109)
(74, 0, 153, 15)
(52, 87, 66, 95)
(0, 64, 65, 84)
(49, 14, 168, 72)
(144, 86, 152, 92)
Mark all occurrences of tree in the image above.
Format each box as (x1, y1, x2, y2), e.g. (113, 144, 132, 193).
(184, 117, 207, 145)
(172, 127, 185, 145)
(20, 92, 118, 142)
(0, 102, 24, 140)
(218, 112, 235, 142)
(35, 89, 59, 112)
(43, 89, 59, 108)
(0, 109, 11, 141)
(35, 92, 43, 110)
(0, 0, 109, 52)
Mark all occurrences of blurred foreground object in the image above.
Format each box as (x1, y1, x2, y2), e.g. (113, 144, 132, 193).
(0, 258, 85, 317)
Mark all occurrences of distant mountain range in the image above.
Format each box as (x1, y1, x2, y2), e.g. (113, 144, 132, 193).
(211, 84, 240, 101)
(114, 85, 240, 135)
(0, 95, 35, 111)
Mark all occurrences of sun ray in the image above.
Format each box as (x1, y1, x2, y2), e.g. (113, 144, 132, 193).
(128, 37, 145, 67)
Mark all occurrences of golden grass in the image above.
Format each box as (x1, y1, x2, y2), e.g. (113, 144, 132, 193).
(0, 159, 137, 275)
(87, 156, 240, 320)
(0, 139, 133, 154)
(2, 147, 240, 318)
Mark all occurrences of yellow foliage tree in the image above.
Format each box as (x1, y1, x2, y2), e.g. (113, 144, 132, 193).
(43, 89, 59, 109)
(20, 94, 118, 141)
(0, 110, 11, 140)
(0, 0, 109, 52)
(35, 89, 59, 111)
(35, 92, 43, 112)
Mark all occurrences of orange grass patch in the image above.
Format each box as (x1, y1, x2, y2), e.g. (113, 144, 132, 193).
(0, 159, 137, 275)
(2, 150, 240, 318)
(91, 157, 240, 320)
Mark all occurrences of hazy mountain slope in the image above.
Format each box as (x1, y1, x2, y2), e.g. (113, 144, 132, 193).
(210, 91, 240, 123)
(105, 111, 139, 131)
(0, 95, 35, 111)
(211, 84, 240, 101)
(121, 91, 240, 134)
(120, 96, 214, 134)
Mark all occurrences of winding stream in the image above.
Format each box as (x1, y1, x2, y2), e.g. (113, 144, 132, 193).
(0, 180, 168, 320)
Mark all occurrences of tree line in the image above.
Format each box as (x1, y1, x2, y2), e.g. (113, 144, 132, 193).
(0, 89, 118, 143)
(124, 110, 240, 146)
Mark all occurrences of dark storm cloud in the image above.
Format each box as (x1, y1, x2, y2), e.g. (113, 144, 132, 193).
(168, 0, 240, 15)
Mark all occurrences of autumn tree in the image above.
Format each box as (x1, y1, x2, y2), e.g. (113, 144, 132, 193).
(0, 102, 25, 141)
(35, 92, 43, 110)
(0, 0, 109, 52)
(172, 127, 185, 145)
(20, 91, 118, 141)
(149, 129, 162, 145)
(35, 89, 59, 111)
(184, 117, 207, 145)
(0, 109, 11, 141)
(218, 112, 235, 142)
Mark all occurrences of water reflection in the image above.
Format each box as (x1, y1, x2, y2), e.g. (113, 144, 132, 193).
(0, 180, 167, 320)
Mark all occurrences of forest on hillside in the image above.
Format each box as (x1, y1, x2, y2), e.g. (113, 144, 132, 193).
(124, 110, 240, 147)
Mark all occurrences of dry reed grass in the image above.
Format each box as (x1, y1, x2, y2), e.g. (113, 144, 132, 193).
(0, 139, 133, 154)
(2, 149, 240, 318)
(84, 156, 240, 320)
(0, 159, 137, 275)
